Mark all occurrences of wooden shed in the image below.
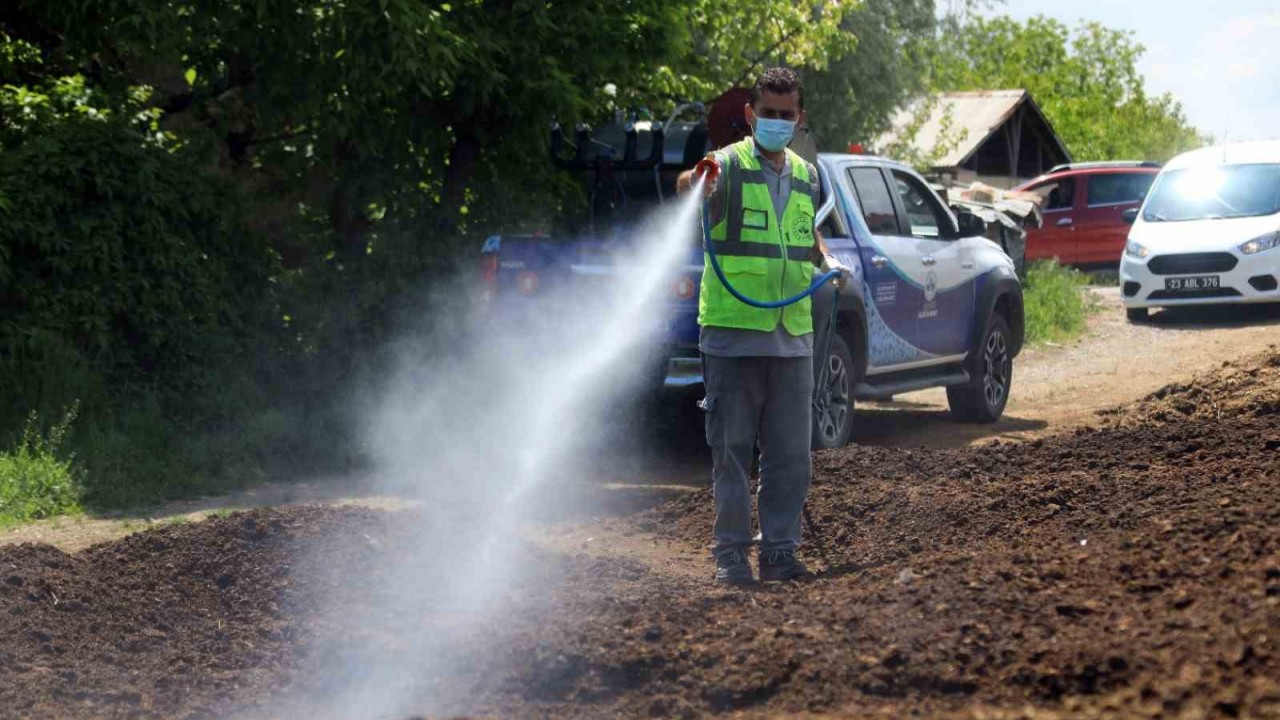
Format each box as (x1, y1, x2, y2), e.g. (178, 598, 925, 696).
(875, 90, 1072, 188)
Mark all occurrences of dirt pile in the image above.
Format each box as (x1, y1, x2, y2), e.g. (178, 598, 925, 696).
(1100, 345, 1280, 426)
(545, 353, 1280, 718)
(0, 506, 403, 719)
(3, 351, 1280, 719)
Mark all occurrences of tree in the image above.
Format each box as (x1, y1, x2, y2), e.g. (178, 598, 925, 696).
(930, 14, 1207, 162)
(634, 0, 859, 110)
(803, 0, 937, 149)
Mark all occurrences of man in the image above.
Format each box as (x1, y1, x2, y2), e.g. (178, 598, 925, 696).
(677, 67, 850, 584)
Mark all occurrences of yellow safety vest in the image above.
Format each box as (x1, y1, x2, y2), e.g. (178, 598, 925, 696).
(699, 138, 817, 335)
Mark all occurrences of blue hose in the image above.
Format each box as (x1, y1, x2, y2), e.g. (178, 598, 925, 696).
(701, 200, 839, 308)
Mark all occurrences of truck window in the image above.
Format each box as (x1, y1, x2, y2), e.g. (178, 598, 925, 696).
(890, 171, 951, 239)
(848, 167, 900, 236)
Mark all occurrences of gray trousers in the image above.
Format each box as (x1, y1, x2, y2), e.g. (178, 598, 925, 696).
(702, 354, 814, 558)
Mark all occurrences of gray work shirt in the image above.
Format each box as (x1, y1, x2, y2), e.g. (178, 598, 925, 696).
(700, 142, 820, 358)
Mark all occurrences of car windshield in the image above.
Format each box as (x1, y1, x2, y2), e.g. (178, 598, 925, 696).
(1143, 163, 1280, 222)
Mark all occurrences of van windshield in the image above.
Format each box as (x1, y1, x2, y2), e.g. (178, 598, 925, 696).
(1143, 163, 1280, 222)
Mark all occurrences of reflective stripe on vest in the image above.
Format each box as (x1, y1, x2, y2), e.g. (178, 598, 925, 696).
(698, 138, 818, 336)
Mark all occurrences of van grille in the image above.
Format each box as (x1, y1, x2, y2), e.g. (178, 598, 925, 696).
(1147, 252, 1237, 275)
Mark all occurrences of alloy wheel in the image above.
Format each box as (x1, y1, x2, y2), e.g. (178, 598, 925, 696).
(982, 329, 1011, 409)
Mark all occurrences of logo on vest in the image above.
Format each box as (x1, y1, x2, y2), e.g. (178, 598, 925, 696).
(788, 214, 813, 243)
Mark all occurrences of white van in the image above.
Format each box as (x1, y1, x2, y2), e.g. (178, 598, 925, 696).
(1119, 141, 1280, 322)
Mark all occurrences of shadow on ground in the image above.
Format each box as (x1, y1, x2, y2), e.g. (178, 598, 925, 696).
(1144, 301, 1280, 329)
(850, 408, 1047, 449)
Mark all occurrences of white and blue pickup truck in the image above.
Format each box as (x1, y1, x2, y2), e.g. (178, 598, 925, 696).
(481, 138, 1025, 448)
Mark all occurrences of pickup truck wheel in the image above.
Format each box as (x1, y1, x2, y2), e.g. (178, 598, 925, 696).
(947, 314, 1012, 424)
(1126, 307, 1149, 323)
(812, 334, 854, 449)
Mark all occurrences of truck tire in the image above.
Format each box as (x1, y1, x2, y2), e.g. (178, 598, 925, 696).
(1126, 307, 1149, 323)
(947, 313, 1012, 424)
(812, 333, 855, 449)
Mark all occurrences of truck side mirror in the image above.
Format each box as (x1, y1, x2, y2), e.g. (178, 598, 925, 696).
(1123, 208, 1139, 225)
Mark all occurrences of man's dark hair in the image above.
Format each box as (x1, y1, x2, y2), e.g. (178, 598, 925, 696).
(750, 67, 804, 109)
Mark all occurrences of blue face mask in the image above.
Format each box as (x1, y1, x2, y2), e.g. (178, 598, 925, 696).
(753, 117, 797, 152)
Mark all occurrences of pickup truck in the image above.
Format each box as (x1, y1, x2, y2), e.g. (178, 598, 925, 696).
(480, 151, 1025, 448)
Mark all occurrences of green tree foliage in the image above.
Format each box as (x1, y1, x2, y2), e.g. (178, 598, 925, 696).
(931, 14, 1207, 162)
(642, 0, 859, 107)
(803, 0, 936, 148)
(12, 0, 690, 254)
(0, 118, 274, 382)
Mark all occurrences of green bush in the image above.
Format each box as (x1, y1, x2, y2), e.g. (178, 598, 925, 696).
(1023, 260, 1097, 344)
(0, 118, 363, 518)
(0, 119, 276, 391)
(0, 405, 82, 526)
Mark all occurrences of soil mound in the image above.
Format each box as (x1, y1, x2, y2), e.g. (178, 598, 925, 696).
(1101, 345, 1280, 426)
(0, 506, 392, 718)
(3, 351, 1280, 718)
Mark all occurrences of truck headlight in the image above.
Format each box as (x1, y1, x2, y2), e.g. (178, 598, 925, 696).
(1125, 240, 1150, 259)
(1239, 231, 1280, 255)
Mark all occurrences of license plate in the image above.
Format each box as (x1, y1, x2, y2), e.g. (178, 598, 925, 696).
(1164, 275, 1220, 292)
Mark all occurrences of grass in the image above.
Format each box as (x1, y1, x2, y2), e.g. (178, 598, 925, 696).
(1023, 260, 1100, 345)
(0, 344, 361, 528)
(0, 405, 83, 527)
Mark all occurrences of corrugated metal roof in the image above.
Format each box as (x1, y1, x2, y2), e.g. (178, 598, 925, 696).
(876, 90, 1064, 168)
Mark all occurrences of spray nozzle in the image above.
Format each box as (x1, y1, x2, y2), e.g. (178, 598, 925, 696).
(693, 156, 720, 187)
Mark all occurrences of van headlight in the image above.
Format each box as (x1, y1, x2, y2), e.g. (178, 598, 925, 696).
(1125, 240, 1150, 259)
(1239, 231, 1280, 255)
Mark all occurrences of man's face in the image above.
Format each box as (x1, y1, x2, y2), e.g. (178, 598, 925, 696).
(745, 89, 804, 132)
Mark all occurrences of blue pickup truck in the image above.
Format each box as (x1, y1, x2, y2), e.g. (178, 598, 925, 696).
(480, 123, 1024, 448)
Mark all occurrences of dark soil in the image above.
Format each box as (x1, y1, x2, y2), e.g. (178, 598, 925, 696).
(4, 351, 1280, 719)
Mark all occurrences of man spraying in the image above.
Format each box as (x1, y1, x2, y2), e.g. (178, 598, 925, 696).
(677, 67, 850, 584)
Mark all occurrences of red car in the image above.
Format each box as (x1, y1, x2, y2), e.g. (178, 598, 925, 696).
(1015, 162, 1161, 267)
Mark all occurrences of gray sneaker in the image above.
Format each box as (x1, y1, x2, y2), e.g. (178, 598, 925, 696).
(759, 549, 808, 581)
(714, 549, 755, 585)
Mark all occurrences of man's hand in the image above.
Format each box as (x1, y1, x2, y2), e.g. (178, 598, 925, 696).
(822, 254, 854, 290)
(677, 156, 721, 198)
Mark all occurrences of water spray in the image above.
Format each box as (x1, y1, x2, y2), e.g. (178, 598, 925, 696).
(278, 175, 710, 720)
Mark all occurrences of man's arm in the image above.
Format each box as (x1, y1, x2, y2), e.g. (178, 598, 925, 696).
(810, 164, 830, 265)
(676, 169, 697, 195)
(812, 227, 830, 264)
(678, 154, 723, 197)
(679, 154, 728, 237)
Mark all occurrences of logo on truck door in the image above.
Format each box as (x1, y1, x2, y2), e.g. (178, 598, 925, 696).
(918, 270, 940, 320)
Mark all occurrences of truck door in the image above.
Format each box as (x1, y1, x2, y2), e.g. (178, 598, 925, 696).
(842, 165, 923, 368)
(887, 169, 975, 359)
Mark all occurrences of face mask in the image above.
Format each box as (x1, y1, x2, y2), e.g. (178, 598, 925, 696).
(753, 117, 796, 152)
